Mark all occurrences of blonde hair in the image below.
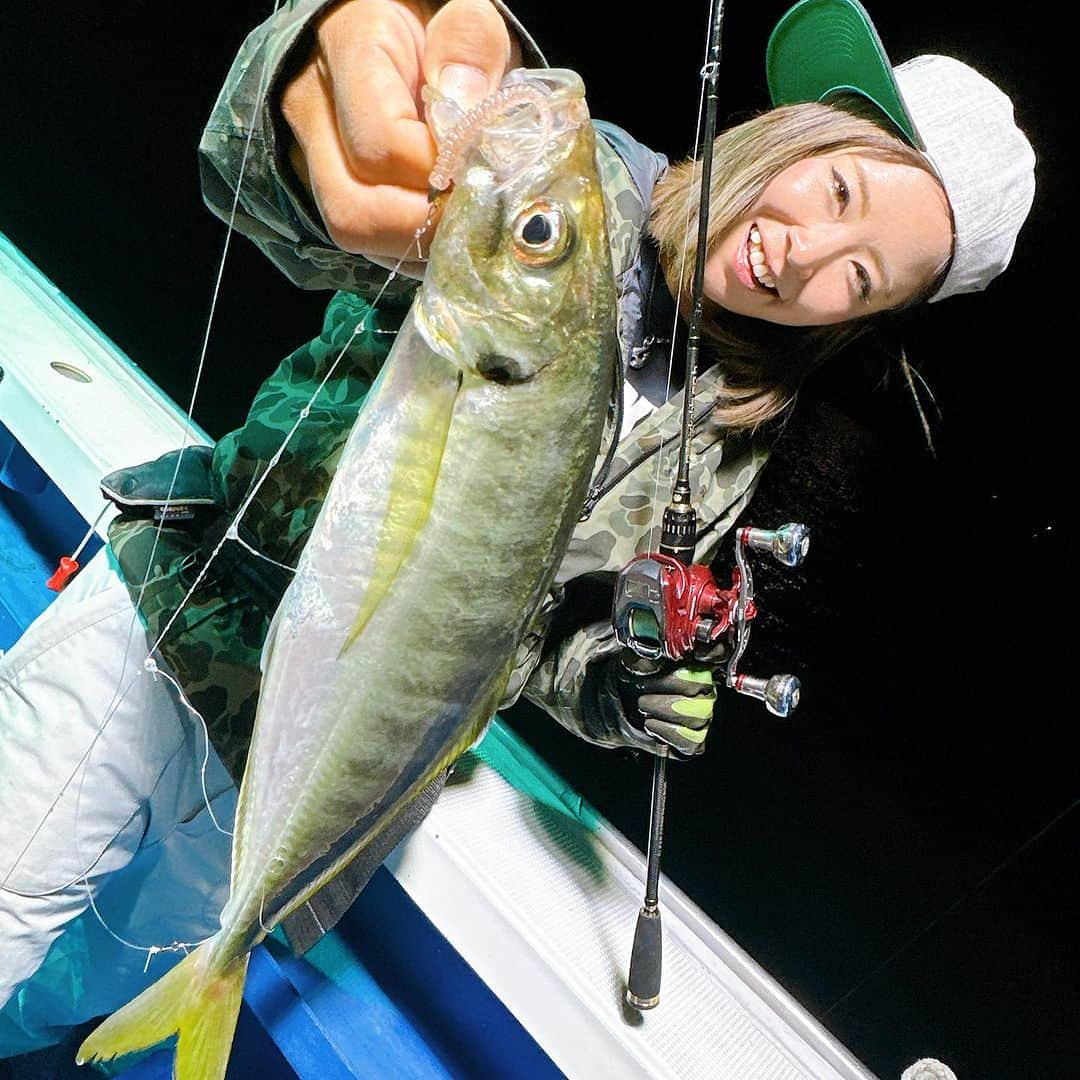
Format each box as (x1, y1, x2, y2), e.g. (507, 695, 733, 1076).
(649, 100, 952, 430)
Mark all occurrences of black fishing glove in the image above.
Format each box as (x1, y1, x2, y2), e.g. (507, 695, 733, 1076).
(591, 649, 718, 757)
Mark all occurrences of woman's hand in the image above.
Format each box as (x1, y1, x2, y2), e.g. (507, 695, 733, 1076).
(281, 0, 519, 269)
(592, 650, 718, 758)
(615, 656, 717, 757)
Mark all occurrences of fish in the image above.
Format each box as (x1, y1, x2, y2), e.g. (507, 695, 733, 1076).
(77, 66, 616, 1078)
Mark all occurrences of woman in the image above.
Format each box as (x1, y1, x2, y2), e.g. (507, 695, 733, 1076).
(0, 0, 1035, 1059)
(235, 0, 1031, 748)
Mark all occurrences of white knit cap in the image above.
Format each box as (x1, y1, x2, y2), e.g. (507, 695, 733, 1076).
(767, 0, 1036, 304)
(893, 55, 1036, 302)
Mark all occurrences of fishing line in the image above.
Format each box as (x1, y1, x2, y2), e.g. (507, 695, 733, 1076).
(648, 2, 715, 554)
(3, 0, 288, 908)
(7, 0, 363, 948)
(120, 0, 288, 721)
(18, 669, 227, 955)
(0, 664, 139, 892)
(62, 236, 427, 958)
(52, 128, 443, 959)
(230, 530, 297, 573)
(824, 795, 1080, 1016)
(140, 659, 236, 838)
(82, 881, 212, 975)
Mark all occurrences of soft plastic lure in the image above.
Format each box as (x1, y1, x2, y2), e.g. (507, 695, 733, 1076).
(425, 78, 553, 192)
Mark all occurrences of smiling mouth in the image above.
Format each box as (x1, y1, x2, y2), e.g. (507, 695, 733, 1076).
(746, 225, 778, 294)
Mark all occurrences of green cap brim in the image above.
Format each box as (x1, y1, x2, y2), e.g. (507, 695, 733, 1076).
(766, 0, 924, 150)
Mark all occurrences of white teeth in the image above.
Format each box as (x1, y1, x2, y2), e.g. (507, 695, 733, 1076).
(752, 264, 776, 288)
(747, 225, 776, 290)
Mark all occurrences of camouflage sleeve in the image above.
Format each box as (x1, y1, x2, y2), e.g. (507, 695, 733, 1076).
(510, 433, 773, 749)
(495, 576, 631, 751)
(198, 0, 419, 299)
(198, 1, 545, 297)
(518, 617, 638, 750)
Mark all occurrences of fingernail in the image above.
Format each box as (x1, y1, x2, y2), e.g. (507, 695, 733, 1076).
(438, 64, 489, 110)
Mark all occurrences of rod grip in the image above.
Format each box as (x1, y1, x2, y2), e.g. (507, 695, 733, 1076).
(625, 905, 663, 1010)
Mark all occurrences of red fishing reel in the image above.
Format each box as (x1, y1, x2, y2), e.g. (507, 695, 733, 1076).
(613, 523, 809, 717)
(612, 553, 748, 662)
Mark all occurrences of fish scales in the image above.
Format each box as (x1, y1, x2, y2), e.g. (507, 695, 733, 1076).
(227, 324, 608, 943)
(78, 67, 616, 1078)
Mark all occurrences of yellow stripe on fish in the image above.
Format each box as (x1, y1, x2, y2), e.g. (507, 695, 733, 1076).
(339, 369, 462, 657)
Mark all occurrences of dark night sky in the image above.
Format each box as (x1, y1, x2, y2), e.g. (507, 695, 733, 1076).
(2, 2, 1076, 1077)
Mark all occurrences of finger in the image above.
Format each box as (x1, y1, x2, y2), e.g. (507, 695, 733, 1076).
(318, 4, 436, 189)
(639, 693, 715, 729)
(284, 60, 433, 256)
(643, 717, 709, 757)
(423, 0, 515, 111)
(646, 667, 715, 698)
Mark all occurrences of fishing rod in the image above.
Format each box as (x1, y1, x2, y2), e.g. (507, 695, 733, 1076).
(619, 0, 727, 1013)
(616, 0, 809, 1010)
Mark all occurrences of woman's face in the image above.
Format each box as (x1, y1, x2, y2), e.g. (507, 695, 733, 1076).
(703, 150, 953, 326)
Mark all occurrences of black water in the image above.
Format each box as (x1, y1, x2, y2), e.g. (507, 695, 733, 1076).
(2, 3, 1075, 1077)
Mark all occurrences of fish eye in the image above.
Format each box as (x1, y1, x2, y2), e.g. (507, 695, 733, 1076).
(522, 215, 552, 244)
(511, 200, 573, 266)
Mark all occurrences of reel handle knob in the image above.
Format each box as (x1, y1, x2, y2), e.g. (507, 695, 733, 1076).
(733, 673, 801, 717)
(740, 523, 810, 567)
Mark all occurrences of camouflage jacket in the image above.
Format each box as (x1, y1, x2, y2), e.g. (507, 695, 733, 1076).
(108, 0, 771, 780)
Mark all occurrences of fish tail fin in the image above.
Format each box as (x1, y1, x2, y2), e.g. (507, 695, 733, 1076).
(76, 943, 249, 1080)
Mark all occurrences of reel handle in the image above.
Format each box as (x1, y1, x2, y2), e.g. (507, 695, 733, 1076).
(739, 523, 810, 567)
(731, 673, 801, 717)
